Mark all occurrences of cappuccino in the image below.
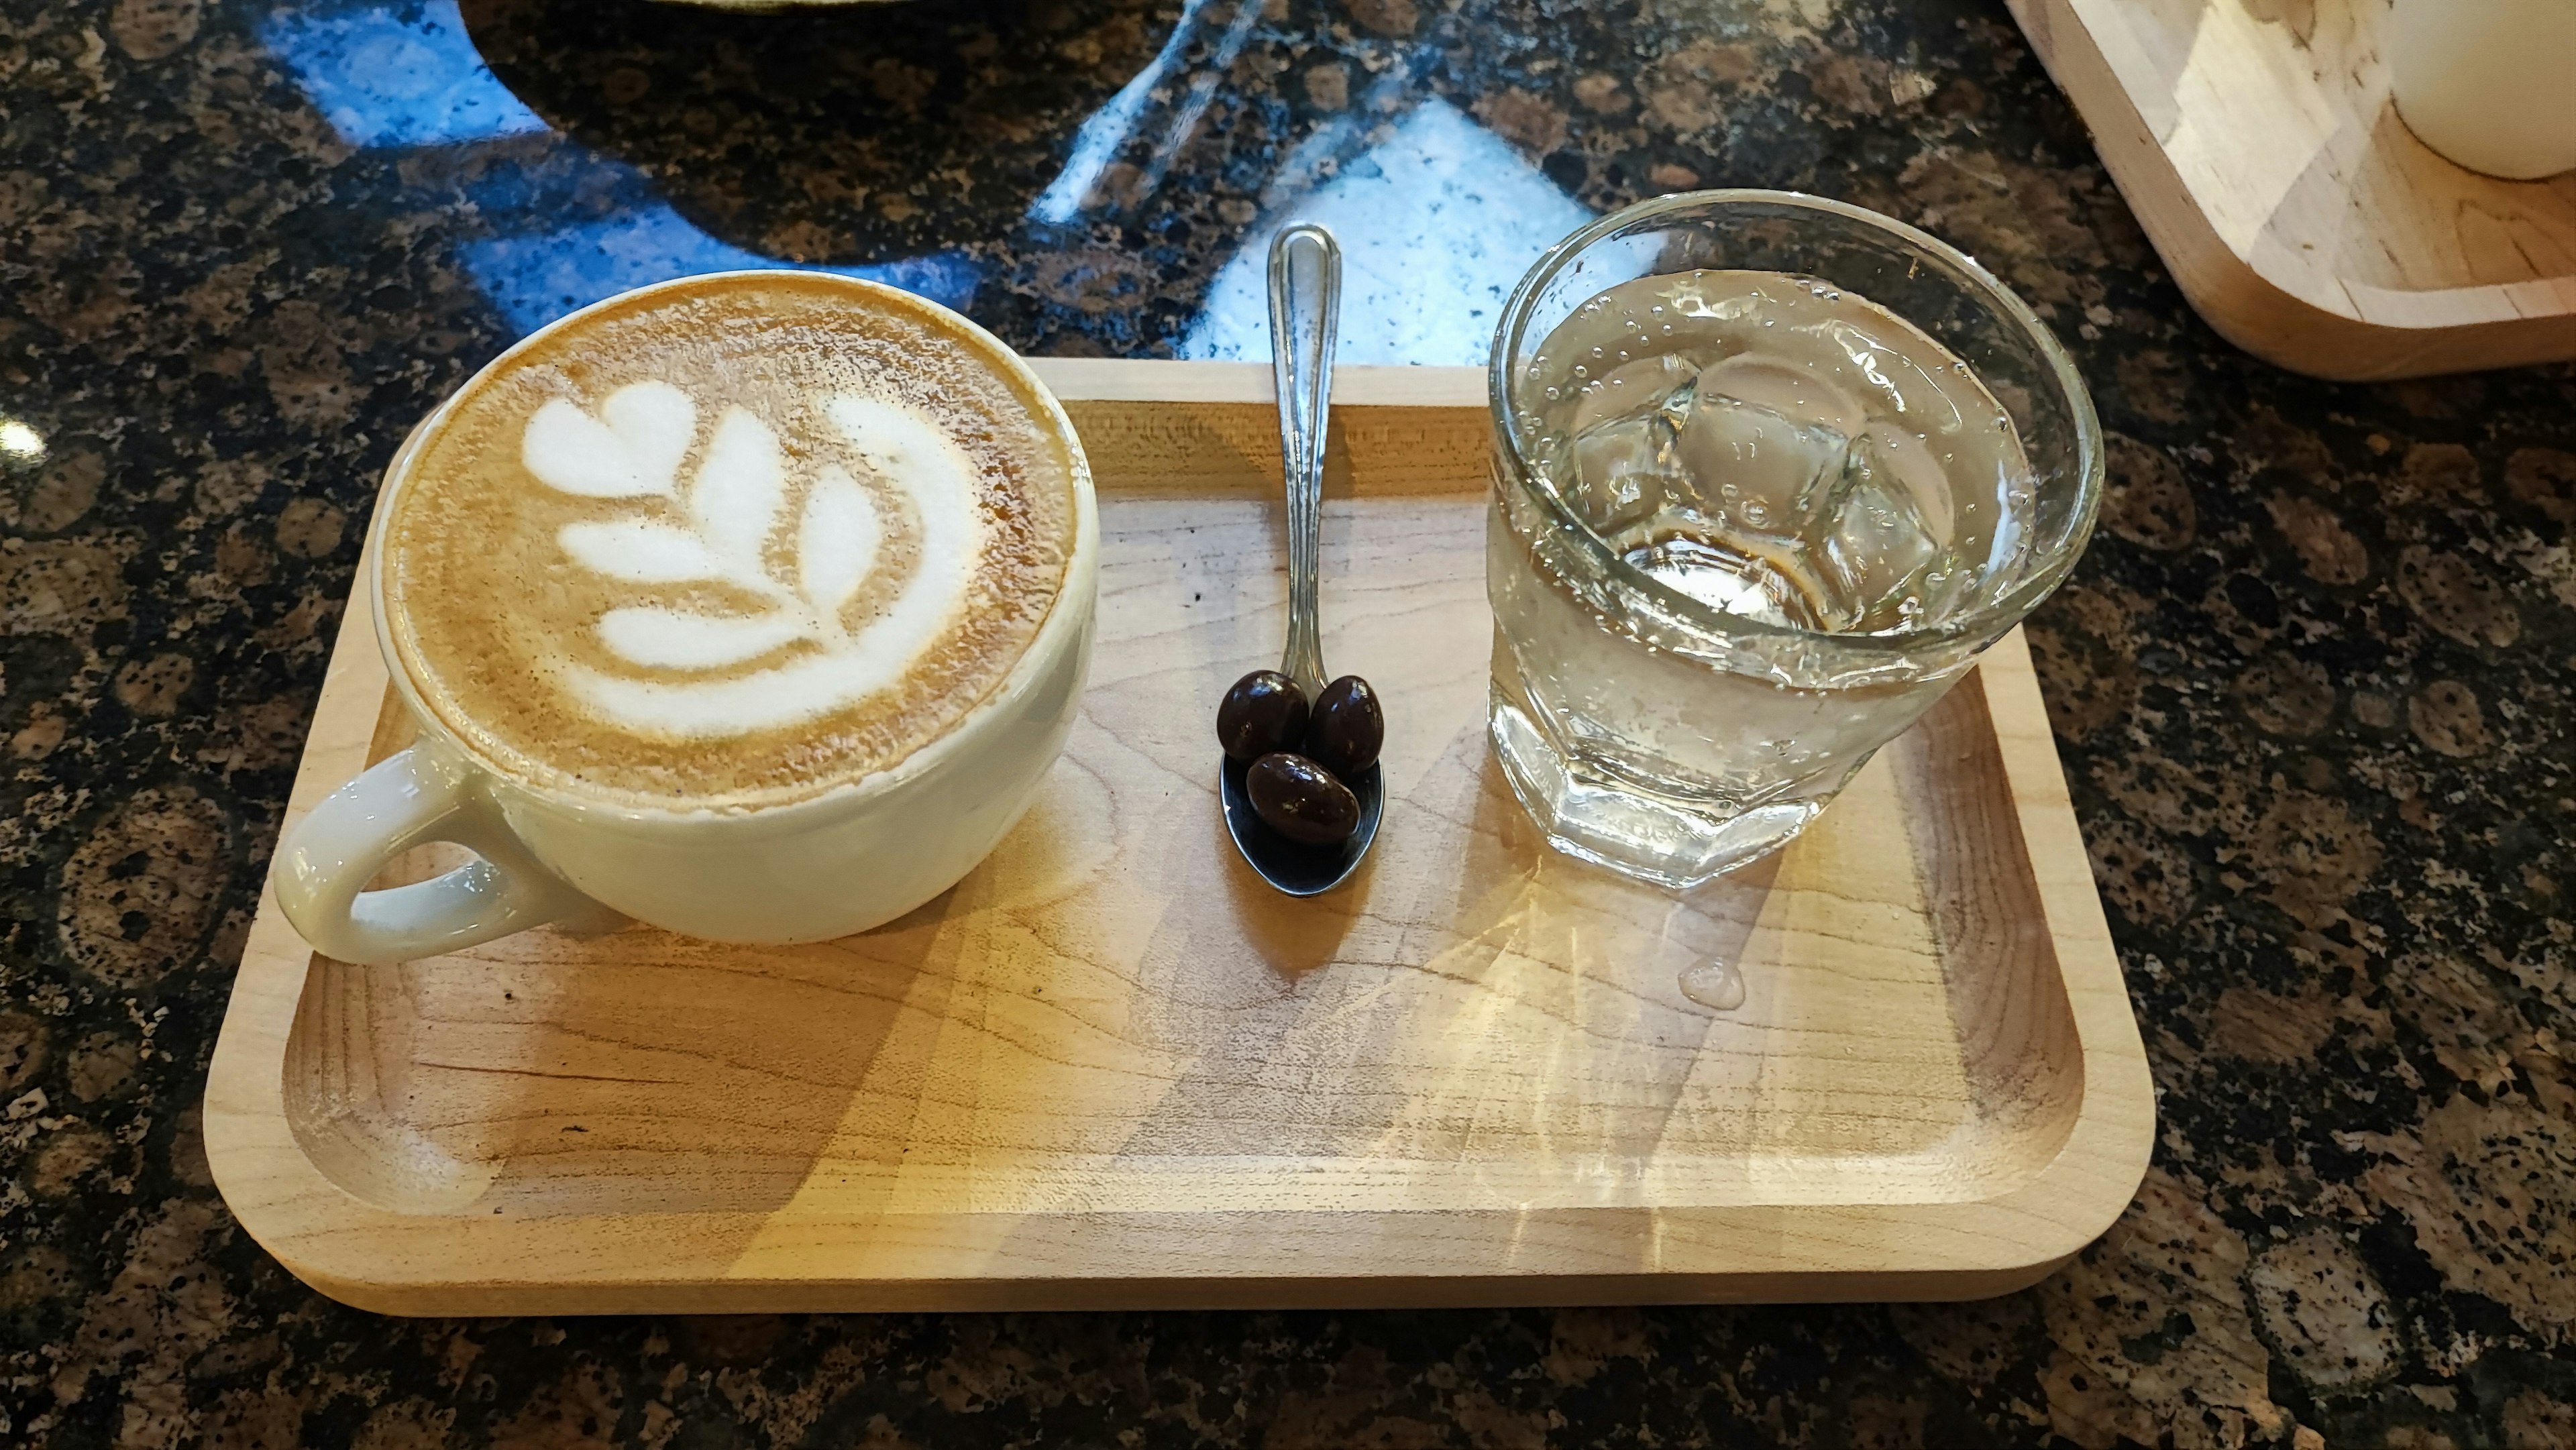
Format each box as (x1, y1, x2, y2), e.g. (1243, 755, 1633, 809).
(380, 274, 1082, 810)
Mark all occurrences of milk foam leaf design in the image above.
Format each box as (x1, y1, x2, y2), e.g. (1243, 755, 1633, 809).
(525, 383, 992, 726)
(521, 384, 695, 498)
(600, 382, 697, 488)
(557, 519, 726, 584)
(798, 464, 880, 620)
(597, 607, 806, 671)
(526, 391, 839, 671)
(688, 407, 789, 572)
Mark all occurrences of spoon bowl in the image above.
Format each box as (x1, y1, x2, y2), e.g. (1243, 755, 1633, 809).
(1221, 757, 1383, 896)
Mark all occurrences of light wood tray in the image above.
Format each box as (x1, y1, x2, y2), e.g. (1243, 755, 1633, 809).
(2007, 0, 2576, 379)
(206, 361, 2153, 1315)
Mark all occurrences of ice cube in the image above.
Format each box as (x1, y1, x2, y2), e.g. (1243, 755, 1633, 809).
(1568, 410, 1681, 535)
(1672, 364, 1855, 541)
(1851, 421, 1954, 549)
(1819, 430, 1946, 628)
(1690, 354, 1870, 436)
(1569, 354, 1701, 435)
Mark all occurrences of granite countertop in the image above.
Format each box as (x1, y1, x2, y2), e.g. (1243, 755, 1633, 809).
(5, 0, 2574, 1443)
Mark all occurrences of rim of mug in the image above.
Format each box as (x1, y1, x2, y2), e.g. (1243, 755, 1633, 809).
(366, 268, 1100, 825)
(1487, 188, 2106, 656)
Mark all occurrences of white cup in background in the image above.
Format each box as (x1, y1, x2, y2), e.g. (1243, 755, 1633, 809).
(2390, 0, 2576, 180)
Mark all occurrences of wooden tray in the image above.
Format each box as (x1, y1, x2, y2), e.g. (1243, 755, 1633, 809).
(2006, 0, 2576, 379)
(206, 361, 2153, 1315)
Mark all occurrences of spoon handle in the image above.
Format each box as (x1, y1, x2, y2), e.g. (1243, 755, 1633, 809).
(1267, 222, 1340, 701)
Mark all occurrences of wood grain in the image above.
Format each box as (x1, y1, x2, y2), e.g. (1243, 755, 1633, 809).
(2007, 0, 2576, 379)
(205, 362, 2153, 1313)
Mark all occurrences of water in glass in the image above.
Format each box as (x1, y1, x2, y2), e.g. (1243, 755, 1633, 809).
(1489, 268, 2038, 885)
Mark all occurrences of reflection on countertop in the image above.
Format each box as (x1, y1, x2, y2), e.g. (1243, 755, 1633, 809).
(249, 0, 1594, 358)
(4, 0, 2575, 1445)
(251, 0, 1597, 357)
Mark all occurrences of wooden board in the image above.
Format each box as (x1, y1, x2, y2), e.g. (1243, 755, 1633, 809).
(2006, 0, 2576, 379)
(204, 361, 2153, 1315)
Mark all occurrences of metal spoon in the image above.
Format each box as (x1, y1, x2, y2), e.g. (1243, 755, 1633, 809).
(1221, 222, 1382, 896)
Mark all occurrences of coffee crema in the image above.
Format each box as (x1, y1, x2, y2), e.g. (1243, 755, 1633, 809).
(380, 275, 1082, 810)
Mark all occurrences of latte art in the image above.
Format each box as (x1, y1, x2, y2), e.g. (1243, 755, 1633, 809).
(381, 276, 1081, 809)
(522, 382, 983, 738)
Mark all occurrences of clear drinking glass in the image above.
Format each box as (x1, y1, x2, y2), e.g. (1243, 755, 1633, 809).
(1486, 190, 2103, 887)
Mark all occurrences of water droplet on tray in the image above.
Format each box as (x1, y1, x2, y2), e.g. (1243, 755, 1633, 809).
(1679, 958, 1746, 1012)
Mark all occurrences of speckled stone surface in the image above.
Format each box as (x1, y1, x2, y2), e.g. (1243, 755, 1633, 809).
(4, 0, 2575, 1443)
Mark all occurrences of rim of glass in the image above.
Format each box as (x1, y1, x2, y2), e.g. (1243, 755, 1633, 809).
(1488, 188, 2105, 654)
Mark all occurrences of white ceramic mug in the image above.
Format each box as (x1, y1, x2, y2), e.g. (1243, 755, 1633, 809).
(2390, 0, 2576, 180)
(272, 276, 1099, 966)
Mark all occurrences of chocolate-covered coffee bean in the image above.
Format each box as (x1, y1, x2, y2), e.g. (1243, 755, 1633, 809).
(1245, 752, 1360, 845)
(1301, 675, 1383, 779)
(1217, 670, 1308, 763)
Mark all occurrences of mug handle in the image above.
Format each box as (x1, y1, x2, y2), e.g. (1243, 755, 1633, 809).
(272, 742, 602, 965)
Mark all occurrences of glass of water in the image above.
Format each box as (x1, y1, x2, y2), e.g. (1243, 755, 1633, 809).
(1486, 190, 2103, 887)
